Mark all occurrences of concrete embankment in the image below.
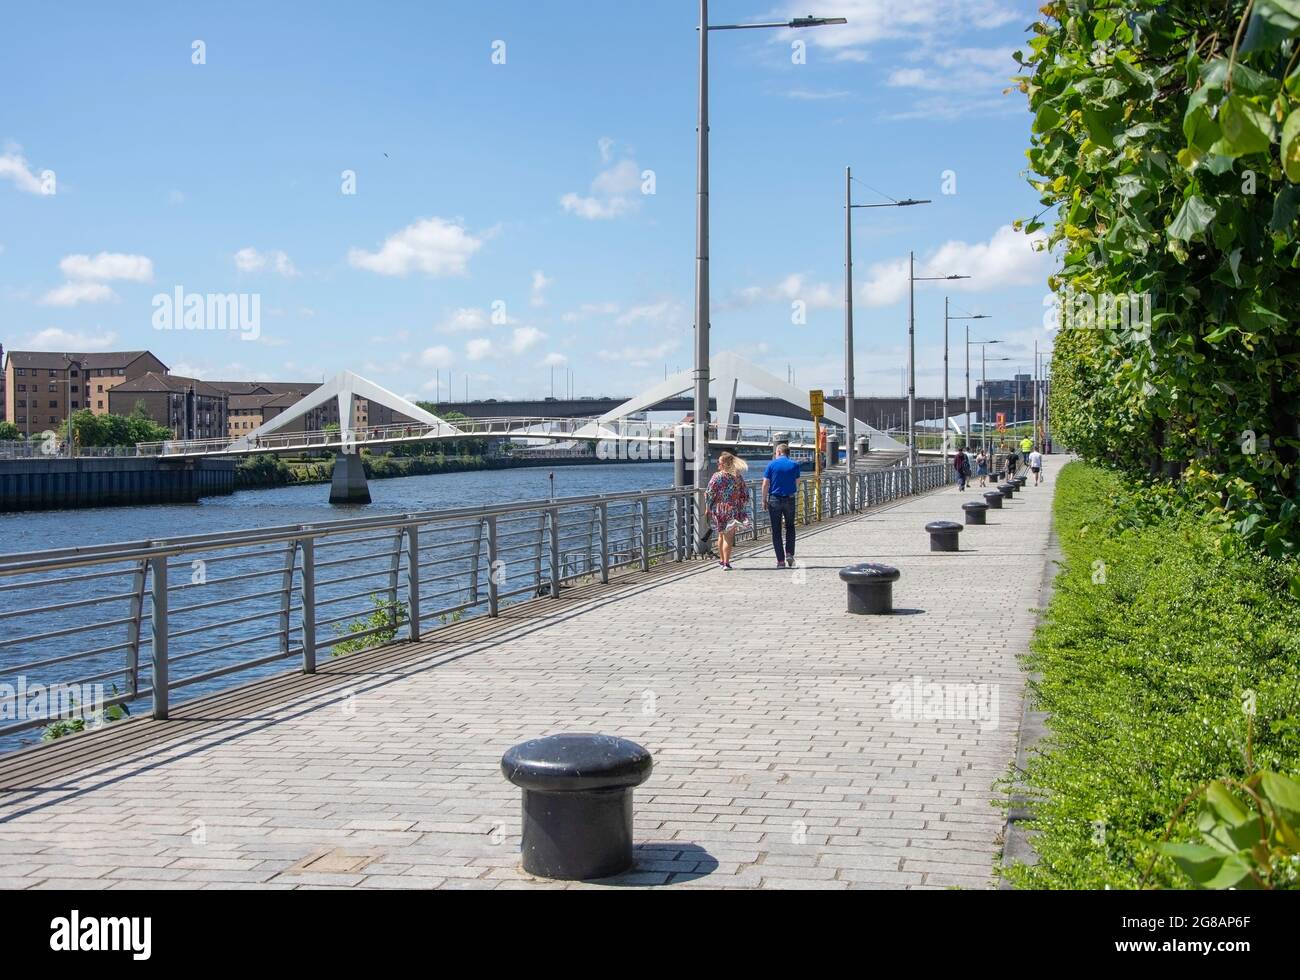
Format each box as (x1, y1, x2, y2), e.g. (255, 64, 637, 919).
(0, 457, 236, 512)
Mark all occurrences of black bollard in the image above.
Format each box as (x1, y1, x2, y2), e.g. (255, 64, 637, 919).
(925, 520, 964, 552)
(1013, 476, 1027, 490)
(963, 502, 989, 526)
(838, 563, 901, 615)
(983, 490, 1004, 510)
(998, 482, 1016, 499)
(501, 733, 652, 881)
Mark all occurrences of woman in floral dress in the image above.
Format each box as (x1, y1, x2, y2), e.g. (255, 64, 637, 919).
(706, 452, 750, 570)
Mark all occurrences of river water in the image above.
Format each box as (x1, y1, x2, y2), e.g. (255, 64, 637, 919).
(0, 462, 680, 754)
(0, 462, 678, 554)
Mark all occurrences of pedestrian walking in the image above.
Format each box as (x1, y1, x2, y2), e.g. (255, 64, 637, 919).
(1029, 446, 1044, 486)
(954, 446, 971, 491)
(706, 452, 750, 570)
(762, 443, 801, 569)
(976, 449, 989, 488)
(1020, 434, 1033, 468)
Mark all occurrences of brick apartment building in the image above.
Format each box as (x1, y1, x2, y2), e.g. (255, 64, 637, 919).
(2, 348, 168, 437)
(108, 373, 229, 441)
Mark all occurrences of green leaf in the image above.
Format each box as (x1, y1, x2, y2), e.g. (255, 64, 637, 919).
(1242, 0, 1300, 56)
(1034, 104, 1062, 134)
(1214, 95, 1275, 158)
(1168, 195, 1216, 241)
(1282, 110, 1300, 182)
(1260, 772, 1300, 824)
(1205, 782, 1250, 824)
(1271, 185, 1300, 231)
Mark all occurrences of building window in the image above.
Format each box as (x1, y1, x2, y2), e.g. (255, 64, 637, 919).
(15, 368, 24, 376)
(16, 384, 24, 392)
(97, 400, 104, 409)
(70, 369, 78, 377)
(49, 401, 58, 409)
(97, 385, 104, 392)
(49, 384, 56, 392)
(71, 401, 79, 409)
(49, 370, 56, 378)
(16, 416, 25, 423)
(50, 416, 58, 423)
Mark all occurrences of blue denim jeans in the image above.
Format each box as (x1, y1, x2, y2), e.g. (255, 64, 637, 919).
(768, 495, 797, 564)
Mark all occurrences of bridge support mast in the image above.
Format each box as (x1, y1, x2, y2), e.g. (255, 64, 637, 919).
(329, 452, 371, 505)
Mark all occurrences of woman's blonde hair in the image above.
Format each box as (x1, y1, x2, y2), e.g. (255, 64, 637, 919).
(718, 452, 749, 474)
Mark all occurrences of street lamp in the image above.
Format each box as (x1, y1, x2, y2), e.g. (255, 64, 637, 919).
(944, 305, 988, 456)
(966, 335, 1001, 451)
(692, 1, 845, 550)
(844, 170, 929, 477)
(908, 261, 970, 474)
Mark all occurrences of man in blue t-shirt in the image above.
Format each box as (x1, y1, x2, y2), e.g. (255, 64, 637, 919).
(762, 443, 802, 568)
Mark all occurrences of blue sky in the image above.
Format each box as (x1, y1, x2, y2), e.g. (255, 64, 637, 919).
(0, 0, 1051, 405)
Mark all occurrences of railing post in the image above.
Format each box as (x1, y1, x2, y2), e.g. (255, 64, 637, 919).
(301, 537, 317, 674)
(598, 502, 610, 583)
(125, 559, 147, 696)
(407, 525, 421, 642)
(639, 498, 651, 572)
(487, 515, 500, 616)
(279, 540, 299, 658)
(149, 555, 169, 721)
(549, 509, 561, 598)
(387, 529, 404, 630)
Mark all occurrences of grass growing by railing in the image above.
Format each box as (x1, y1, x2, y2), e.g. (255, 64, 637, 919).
(331, 597, 407, 657)
(1001, 463, 1300, 889)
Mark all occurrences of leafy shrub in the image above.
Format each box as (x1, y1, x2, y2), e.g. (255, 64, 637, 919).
(331, 596, 407, 657)
(1002, 463, 1300, 889)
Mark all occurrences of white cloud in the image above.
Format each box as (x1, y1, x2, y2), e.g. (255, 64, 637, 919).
(561, 151, 644, 221)
(436, 307, 498, 334)
(736, 273, 838, 311)
(21, 327, 119, 350)
(40, 281, 117, 307)
(510, 326, 545, 354)
(0, 147, 45, 194)
(777, 0, 1018, 53)
(616, 301, 684, 328)
(596, 339, 680, 367)
(466, 338, 493, 361)
(347, 217, 484, 278)
(562, 301, 621, 323)
(234, 247, 298, 277)
(541, 352, 569, 368)
(530, 270, 553, 308)
(860, 225, 1049, 307)
(420, 345, 454, 369)
(59, 252, 153, 282)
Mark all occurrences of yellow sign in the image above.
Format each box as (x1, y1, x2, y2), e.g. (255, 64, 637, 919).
(809, 389, 825, 419)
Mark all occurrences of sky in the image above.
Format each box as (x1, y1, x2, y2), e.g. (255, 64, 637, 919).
(0, 0, 1053, 408)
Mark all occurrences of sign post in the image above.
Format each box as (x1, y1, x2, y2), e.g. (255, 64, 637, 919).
(810, 390, 825, 522)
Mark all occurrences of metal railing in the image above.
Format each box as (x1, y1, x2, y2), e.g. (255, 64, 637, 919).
(0, 463, 949, 744)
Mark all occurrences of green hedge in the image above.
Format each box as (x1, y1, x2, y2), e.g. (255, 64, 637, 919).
(1003, 462, 1300, 889)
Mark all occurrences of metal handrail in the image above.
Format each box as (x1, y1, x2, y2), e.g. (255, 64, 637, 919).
(0, 464, 950, 745)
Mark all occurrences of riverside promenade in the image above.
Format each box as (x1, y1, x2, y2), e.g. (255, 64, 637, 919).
(0, 458, 1061, 890)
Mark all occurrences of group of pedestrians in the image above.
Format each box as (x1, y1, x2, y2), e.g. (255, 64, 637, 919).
(704, 443, 802, 570)
(953, 437, 1045, 490)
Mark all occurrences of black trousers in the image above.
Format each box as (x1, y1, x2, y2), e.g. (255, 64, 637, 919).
(768, 495, 797, 563)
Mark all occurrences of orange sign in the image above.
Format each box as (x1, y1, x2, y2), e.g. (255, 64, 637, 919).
(996, 413, 1007, 432)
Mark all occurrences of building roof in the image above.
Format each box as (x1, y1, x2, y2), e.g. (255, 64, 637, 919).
(4, 351, 80, 370)
(228, 393, 283, 412)
(110, 372, 227, 398)
(4, 349, 169, 373)
(210, 381, 320, 396)
(79, 350, 167, 372)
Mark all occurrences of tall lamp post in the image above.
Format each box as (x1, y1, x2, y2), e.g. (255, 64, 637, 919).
(967, 336, 1002, 452)
(943, 304, 988, 456)
(908, 261, 970, 473)
(844, 169, 929, 476)
(692, 3, 845, 549)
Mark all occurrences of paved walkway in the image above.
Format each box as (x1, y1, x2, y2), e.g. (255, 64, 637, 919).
(0, 458, 1062, 890)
